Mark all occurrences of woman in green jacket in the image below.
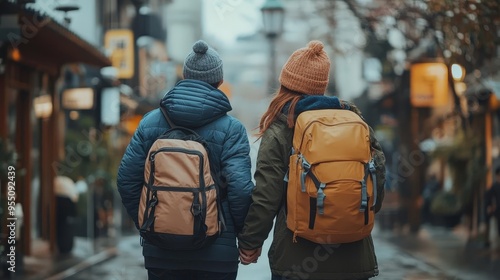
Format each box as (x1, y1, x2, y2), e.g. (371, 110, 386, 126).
(238, 40, 386, 280)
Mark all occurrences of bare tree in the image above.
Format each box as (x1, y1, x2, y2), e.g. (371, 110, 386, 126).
(320, 0, 500, 70)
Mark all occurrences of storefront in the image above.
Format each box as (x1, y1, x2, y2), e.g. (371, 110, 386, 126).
(0, 4, 110, 259)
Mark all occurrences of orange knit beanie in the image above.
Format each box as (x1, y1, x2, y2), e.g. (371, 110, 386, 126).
(279, 40, 330, 95)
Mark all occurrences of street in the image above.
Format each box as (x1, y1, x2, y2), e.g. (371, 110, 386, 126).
(64, 225, 499, 280)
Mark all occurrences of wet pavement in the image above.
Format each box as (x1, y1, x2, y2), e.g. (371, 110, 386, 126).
(59, 224, 500, 280)
(379, 225, 500, 280)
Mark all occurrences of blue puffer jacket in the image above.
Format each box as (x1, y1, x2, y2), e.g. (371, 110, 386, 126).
(117, 79, 254, 273)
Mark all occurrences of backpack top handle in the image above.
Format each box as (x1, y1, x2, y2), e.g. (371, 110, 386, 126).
(159, 106, 202, 138)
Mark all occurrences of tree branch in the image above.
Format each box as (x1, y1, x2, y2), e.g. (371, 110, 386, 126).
(342, 0, 376, 35)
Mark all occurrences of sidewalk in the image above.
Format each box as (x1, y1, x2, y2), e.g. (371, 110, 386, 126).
(3, 237, 117, 280)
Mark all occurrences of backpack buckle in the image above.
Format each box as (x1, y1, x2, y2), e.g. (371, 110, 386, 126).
(191, 204, 202, 216)
(300, 155, 311, 171)
(149, 196, 158, 208)
(368, 160, 376, 173)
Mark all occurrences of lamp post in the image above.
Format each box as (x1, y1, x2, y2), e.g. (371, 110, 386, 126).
(54, 3, 80, 27)
(451, 63, 467, 116)
(261, 0, 284, 94)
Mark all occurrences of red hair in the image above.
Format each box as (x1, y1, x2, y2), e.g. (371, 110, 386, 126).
(258, 86, 303, 137)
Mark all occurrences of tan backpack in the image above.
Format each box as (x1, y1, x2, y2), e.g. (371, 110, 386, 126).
(138, 108, 224, 250)
(286, 109, 377, 244)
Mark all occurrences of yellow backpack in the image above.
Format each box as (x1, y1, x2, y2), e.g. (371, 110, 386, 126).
(286, 109, 377, 244)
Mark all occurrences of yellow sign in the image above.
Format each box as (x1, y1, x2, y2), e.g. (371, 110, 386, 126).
(62, 88, 94, 109)
(123, 114, 143, 135)
(410, 63, 449, 107)
(490, 94, 500, 110)
(105, 29, 134, 79)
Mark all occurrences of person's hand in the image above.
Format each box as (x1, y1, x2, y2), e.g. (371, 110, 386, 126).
(239, 247, 262, 265)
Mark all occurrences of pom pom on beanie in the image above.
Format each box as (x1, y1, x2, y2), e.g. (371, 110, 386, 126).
(279, 40, 330, 95)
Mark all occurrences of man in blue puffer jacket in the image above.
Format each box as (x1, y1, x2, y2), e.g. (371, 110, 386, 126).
(117, 40, 254, 280)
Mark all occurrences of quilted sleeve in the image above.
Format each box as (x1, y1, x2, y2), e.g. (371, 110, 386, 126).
(220, 120, 254, 233)
(238, 128, 287, 250)
(117, 121, 151, 229)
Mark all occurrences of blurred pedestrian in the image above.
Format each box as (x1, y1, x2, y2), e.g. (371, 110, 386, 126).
(93, 177, 110, 238)
(75, 176, 88, 194)
(54, 176, 78, 254)
(485, 167, 500, 247)
(117, 40, 254, 280)
(421, 174, 440, 224)
(54, 175, 79, 203)
(237, 41, 386, 280)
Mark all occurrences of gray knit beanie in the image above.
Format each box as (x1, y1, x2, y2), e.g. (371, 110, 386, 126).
(183, 40, 223, 84)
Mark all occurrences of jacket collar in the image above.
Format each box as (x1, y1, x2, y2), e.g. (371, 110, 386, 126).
(282, 95, 349, 122)
(294, 95, 348, 115)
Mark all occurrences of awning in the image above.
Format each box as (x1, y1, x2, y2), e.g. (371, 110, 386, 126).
(1, 4, 110, 68)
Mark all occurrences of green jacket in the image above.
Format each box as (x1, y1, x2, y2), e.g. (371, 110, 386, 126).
(239, 103, 386, 280)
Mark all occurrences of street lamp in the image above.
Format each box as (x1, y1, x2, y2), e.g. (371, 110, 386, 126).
(54, 3, 80, 26)
(451, 63, 467, 99)
(261, 0, 285, 93)
(451, 63, 465, 82)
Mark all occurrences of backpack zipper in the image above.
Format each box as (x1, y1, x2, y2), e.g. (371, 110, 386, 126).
(150, 147, 206, 190)
(151, 147, 204, 159)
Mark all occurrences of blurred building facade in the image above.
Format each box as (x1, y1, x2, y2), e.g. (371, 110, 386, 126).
(0, 0, 111, 271)
(348, 0, 500, 235)
(220, 33, 269, 131)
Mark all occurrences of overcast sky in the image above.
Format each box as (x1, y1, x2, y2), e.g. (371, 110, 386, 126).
(202, 0, 265, 45)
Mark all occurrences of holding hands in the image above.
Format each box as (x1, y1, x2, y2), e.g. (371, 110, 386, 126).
(239, 247, 262, 265)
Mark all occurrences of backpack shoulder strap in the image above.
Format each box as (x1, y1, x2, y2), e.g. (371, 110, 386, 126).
(160, 107, 177, 128)
(160, 106, 198, 134)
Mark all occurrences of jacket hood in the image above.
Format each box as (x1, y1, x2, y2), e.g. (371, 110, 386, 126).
(160, 79, 232, 128)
